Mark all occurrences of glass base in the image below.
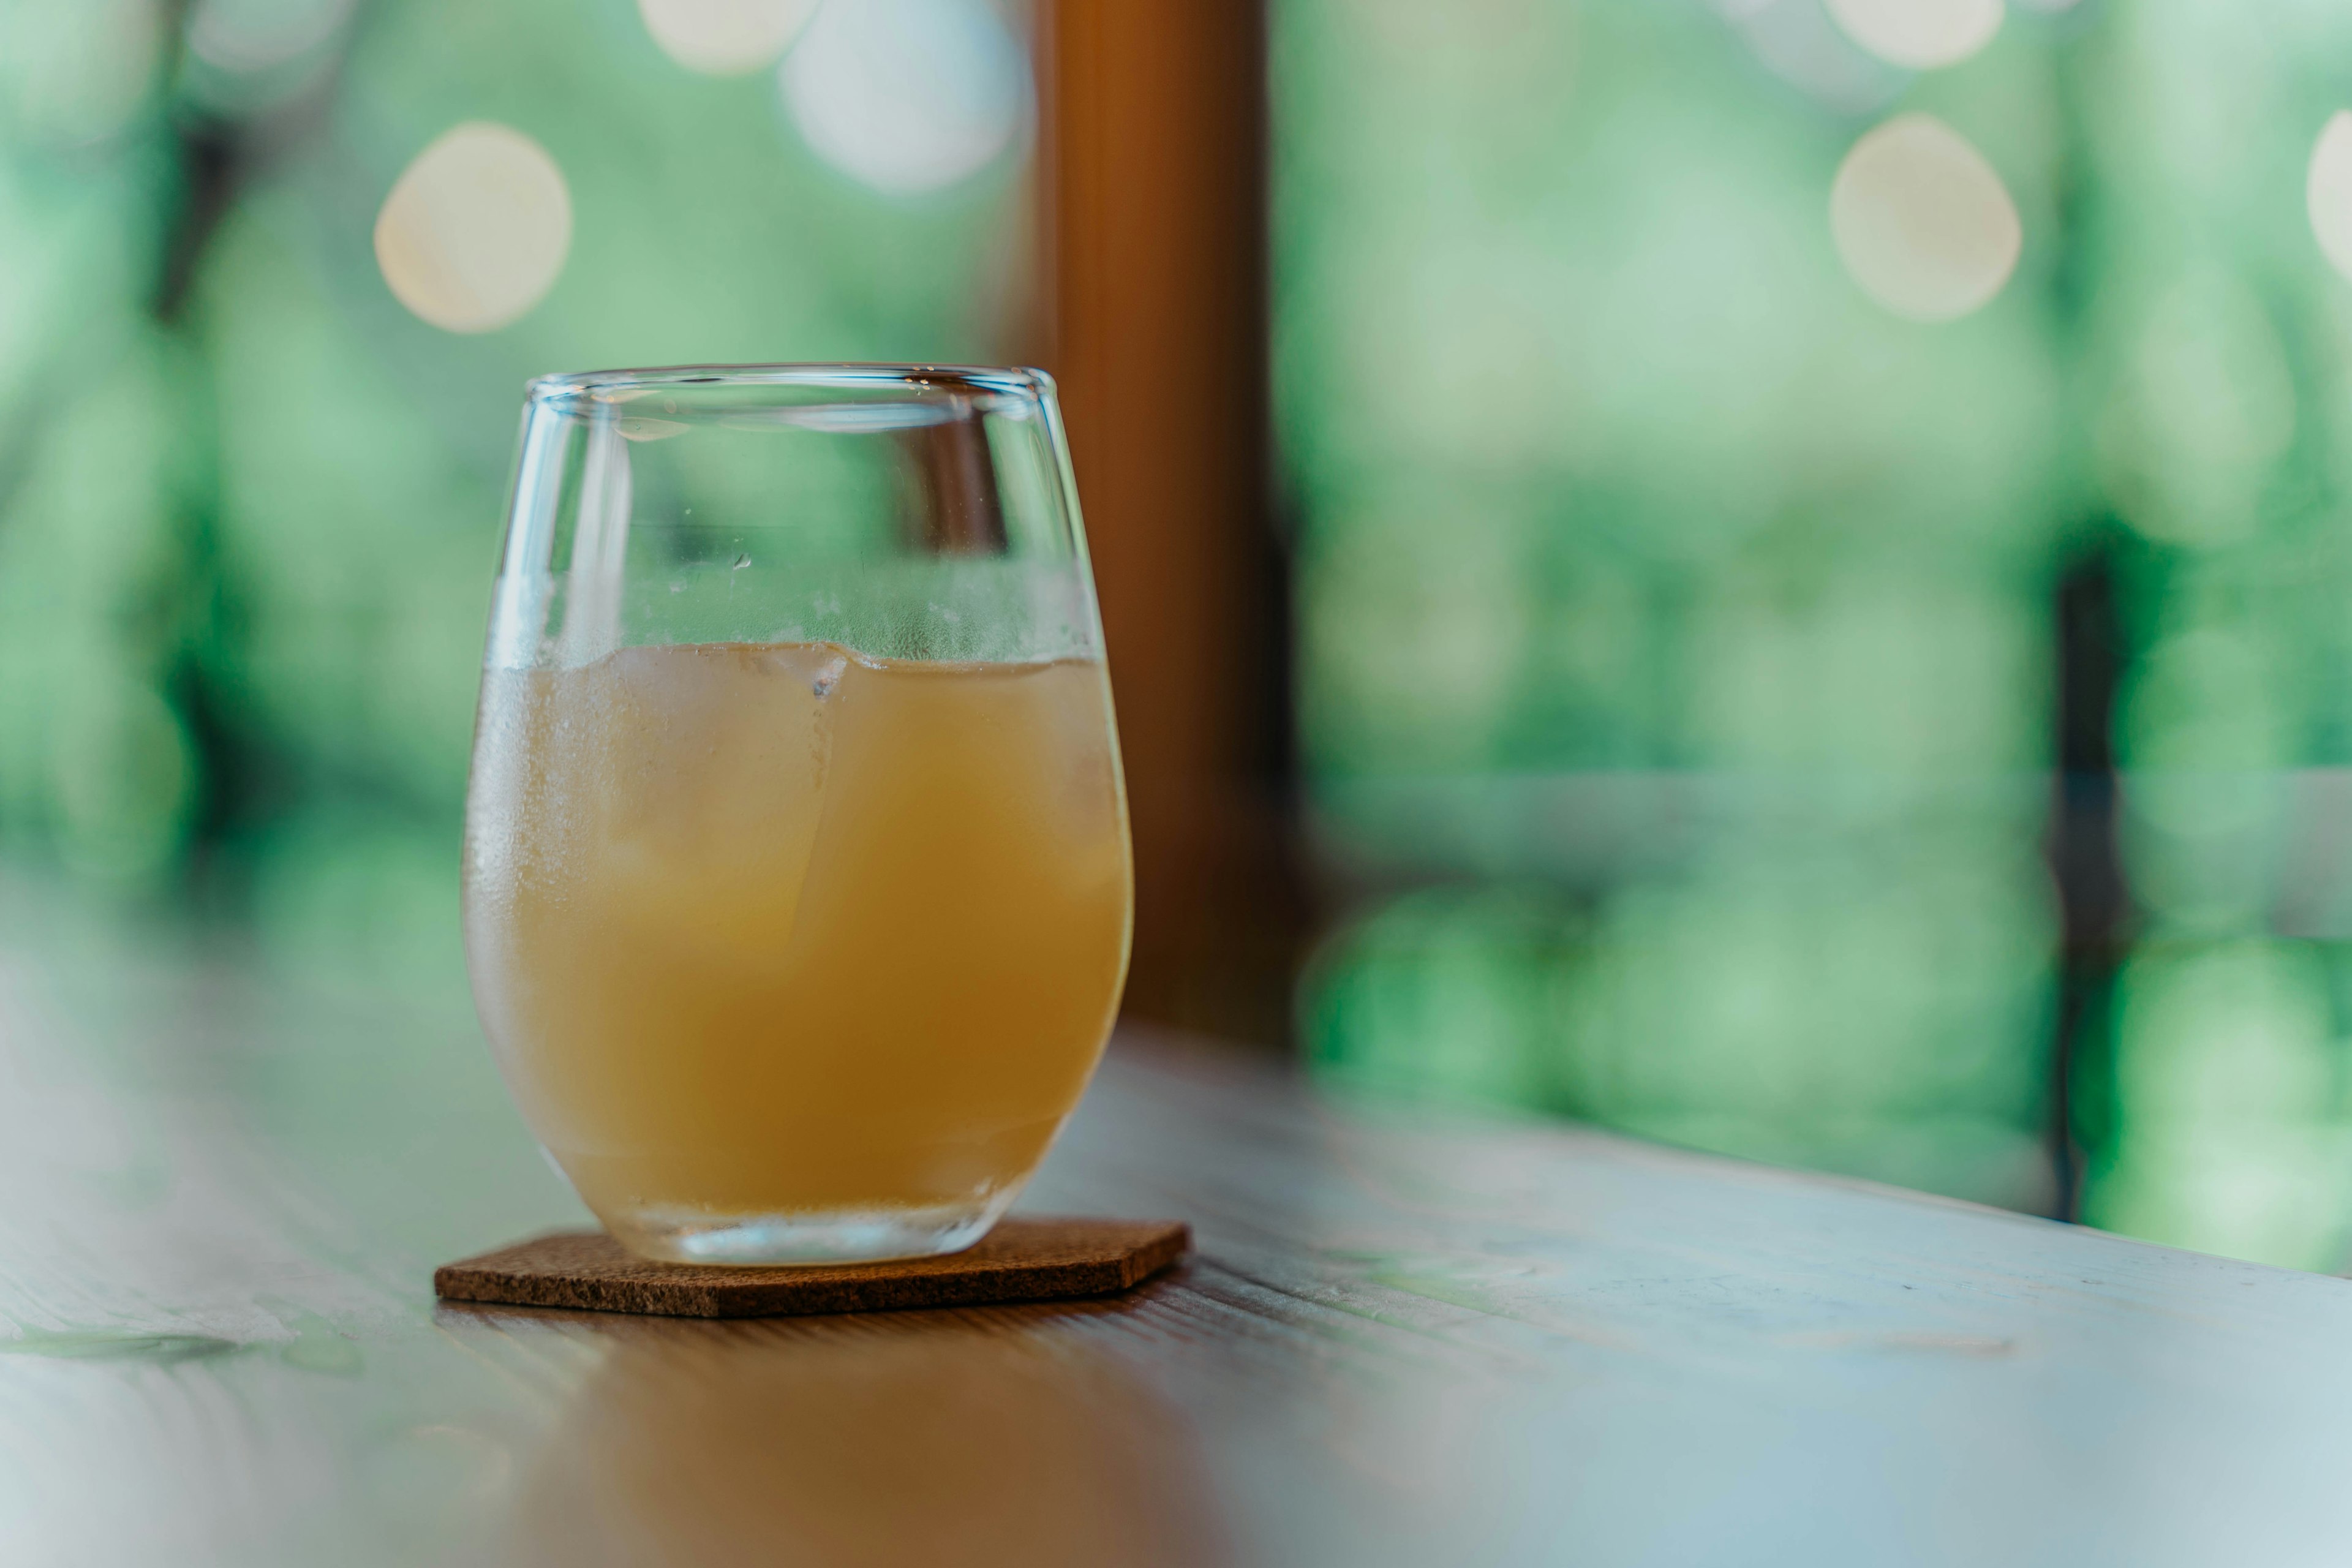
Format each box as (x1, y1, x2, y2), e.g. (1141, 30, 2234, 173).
(601, 1192, 1019, 1267)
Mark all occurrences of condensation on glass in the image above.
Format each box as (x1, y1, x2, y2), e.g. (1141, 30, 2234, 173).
(464, 364, 1133, 1265)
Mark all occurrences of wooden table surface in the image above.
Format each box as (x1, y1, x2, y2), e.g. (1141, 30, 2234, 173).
(7, 881, 2352, 1567)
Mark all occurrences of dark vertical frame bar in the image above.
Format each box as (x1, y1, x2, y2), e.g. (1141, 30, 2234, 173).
(2047, 540, 2133, 1218)
(1034, 0, 1302, 1043)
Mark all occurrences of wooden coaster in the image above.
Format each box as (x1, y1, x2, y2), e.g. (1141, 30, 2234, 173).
(434, 1216, 1190, 1319)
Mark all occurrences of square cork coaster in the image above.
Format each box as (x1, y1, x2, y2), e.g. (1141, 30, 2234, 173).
(434, 1216, 1191, 1319)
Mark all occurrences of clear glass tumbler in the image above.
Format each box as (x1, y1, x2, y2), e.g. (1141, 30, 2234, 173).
(462, 364, 1133, 1265)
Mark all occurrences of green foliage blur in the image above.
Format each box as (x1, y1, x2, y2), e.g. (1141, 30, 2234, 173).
(1279, 0, 2352, 1268)
(0, 1, 1028, 962)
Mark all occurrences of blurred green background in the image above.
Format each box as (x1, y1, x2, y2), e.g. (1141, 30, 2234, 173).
(0, 0, 1033, 963)
(1278, 0, 2352, 1270)
(10, 0, 2352, 1269)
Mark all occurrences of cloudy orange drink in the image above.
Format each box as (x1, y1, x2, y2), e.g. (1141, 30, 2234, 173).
(462, 641, 1132, 1259)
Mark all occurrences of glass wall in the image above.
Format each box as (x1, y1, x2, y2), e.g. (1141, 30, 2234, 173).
(1278, 0, 2352, 1267)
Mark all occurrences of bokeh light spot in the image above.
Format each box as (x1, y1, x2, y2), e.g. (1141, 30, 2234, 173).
(1823, 0, 2002, 70)
(778, 0, 1030, 197)
(2305, 113, 2352, 285)
(186, 0, 353, 74)
(1722, 0, 1909, 115)
(374, 122, 573, 334)
(638, 0, 818, 77)
(1830, 113, 2021, 323)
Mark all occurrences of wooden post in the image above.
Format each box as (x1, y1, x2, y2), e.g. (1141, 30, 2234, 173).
(1033, 0, 1300, 1044)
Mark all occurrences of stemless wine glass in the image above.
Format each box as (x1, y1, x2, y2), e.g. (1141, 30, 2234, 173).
(462, 364, 1133, 1265)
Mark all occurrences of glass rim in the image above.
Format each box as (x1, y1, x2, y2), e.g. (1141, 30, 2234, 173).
(524, 361, 1053, 405)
